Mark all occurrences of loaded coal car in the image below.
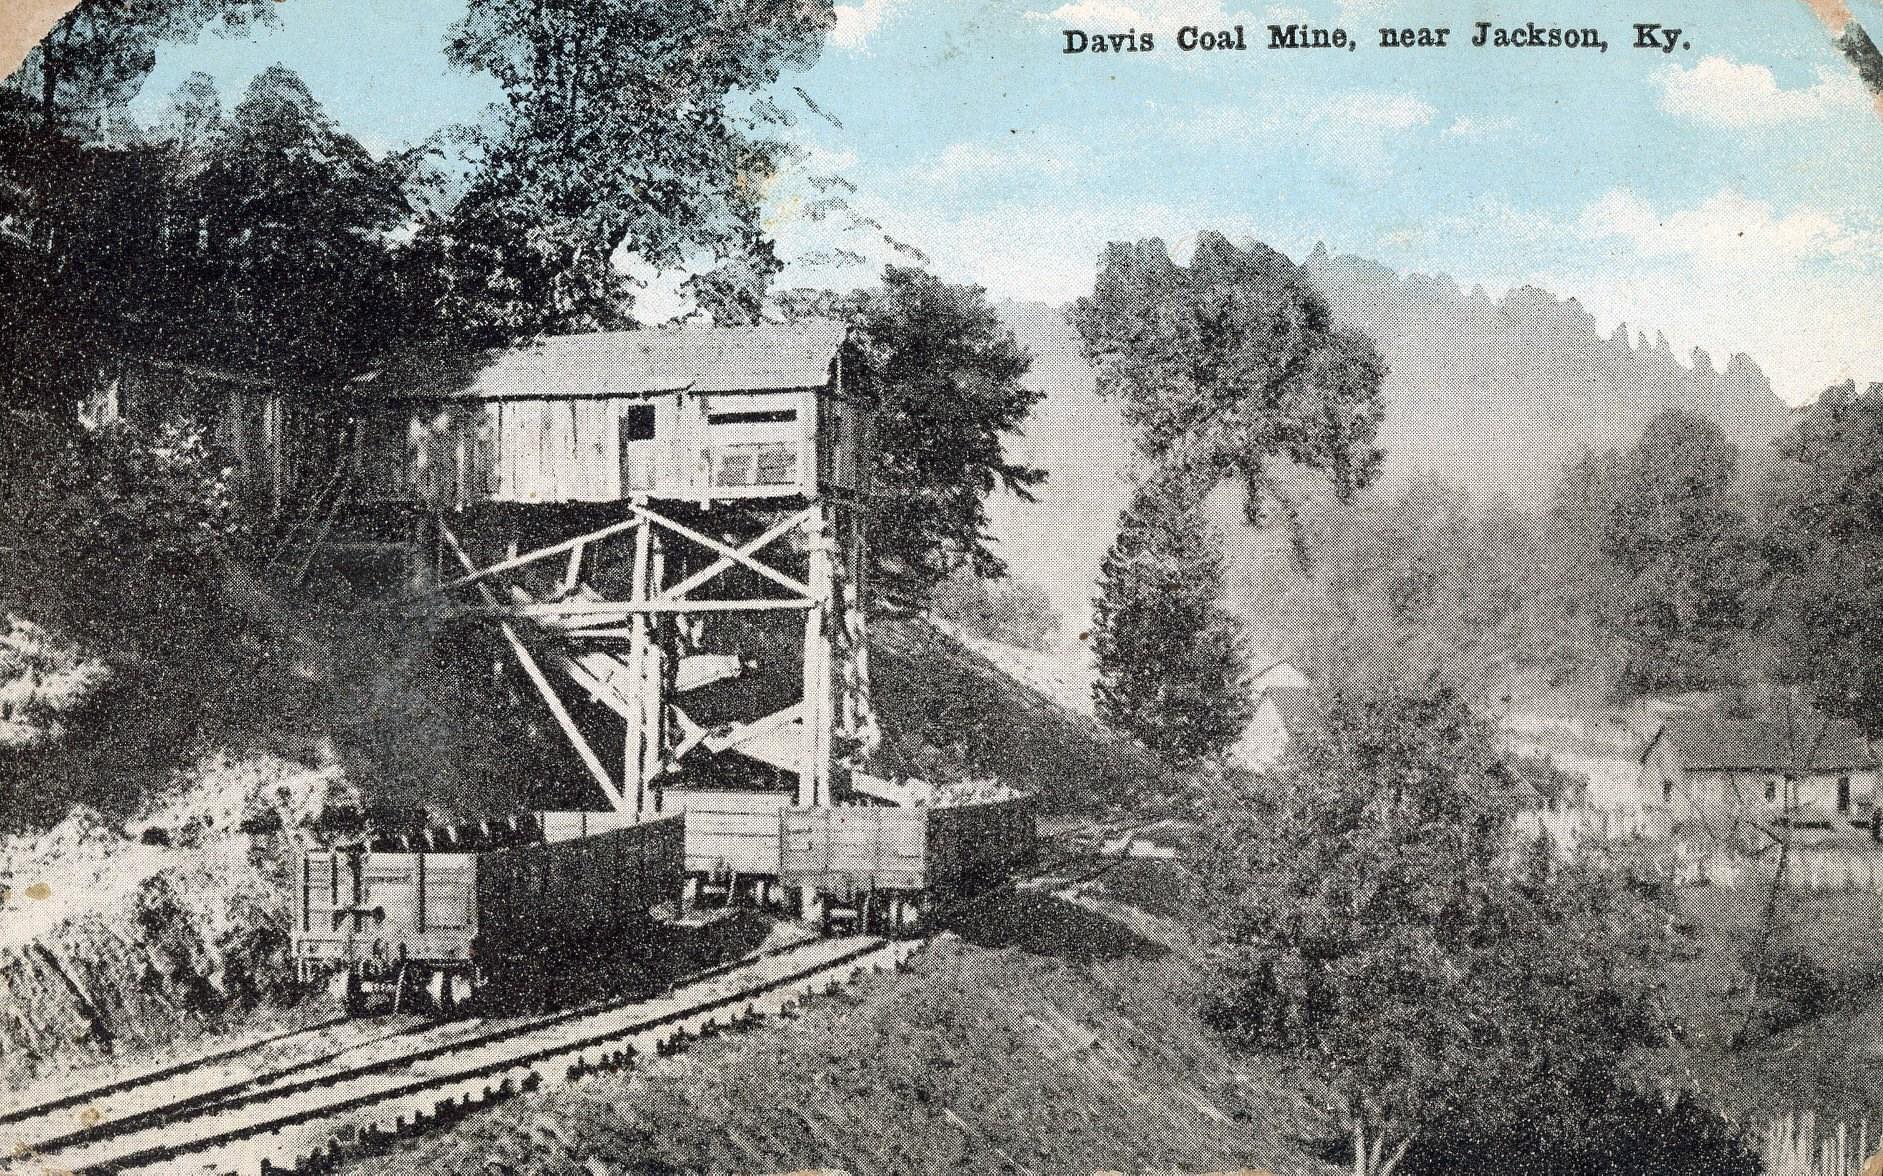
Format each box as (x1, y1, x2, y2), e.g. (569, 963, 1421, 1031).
(662, 787, 1038, 933)
(292, 812, 684, 1013)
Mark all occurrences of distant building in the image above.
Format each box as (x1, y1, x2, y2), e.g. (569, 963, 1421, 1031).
(1251, 659, 1308, 693)
(1231, 682, 1319, 773)
(1637, 713, 1881, 825)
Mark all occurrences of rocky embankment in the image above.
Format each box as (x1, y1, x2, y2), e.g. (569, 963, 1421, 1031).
(0, 753, 355, 1085)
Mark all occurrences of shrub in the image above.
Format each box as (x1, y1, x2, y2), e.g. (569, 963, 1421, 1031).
(0, 419, 247, 646)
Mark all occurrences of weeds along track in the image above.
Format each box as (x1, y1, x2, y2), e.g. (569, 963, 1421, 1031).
(4, 818, 1146, 1176)
(8, 934, 907, 1175)
(0, 1017, 417, 1145)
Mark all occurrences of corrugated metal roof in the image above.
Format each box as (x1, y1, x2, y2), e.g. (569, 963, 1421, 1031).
(352, 320, 849, 401)
(1652, 713, 1878, 772)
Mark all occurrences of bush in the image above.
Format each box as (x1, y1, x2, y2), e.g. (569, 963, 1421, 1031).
(927, 566, 1063, 652)
(0, 419, 247, 646)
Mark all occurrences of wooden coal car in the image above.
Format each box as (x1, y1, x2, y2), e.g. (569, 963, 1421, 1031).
(661, 790, 1038, 932)
(292, 813, 684, 1011)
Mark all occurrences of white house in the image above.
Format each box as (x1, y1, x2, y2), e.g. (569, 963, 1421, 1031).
(1251, 659, 1309, 694)
(1637, 713, 1881, 826)
(1231, 683, 1319, 773)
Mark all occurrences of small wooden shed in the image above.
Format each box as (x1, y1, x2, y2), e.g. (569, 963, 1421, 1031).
(344, 320, 864, 509)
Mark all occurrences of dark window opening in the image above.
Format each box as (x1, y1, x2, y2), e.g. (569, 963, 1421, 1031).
(623, 405, 656, 441)
(1839, 776, 1852, 813)
(1765, 778, 1777, 803)
(1663, 780, 1674, 804)
(708, 409, 797, 426)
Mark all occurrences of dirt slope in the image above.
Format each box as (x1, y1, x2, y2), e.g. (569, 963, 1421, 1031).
(342, 887, 1337, 1176)
(0, 752, 355, 1086)
(868, 615, 1161, 812)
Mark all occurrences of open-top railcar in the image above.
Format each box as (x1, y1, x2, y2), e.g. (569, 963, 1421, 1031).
(293, 812, 684, 1012)
(654, 790, 1038, 932)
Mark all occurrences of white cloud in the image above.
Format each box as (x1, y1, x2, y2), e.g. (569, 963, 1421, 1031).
(908, 140, 1094, 188)
(1576, 188, 1880, 271)
(831, 0, 903, 50)
(1441, 114, 1516, 139)
(1654, 56, 1868, 127)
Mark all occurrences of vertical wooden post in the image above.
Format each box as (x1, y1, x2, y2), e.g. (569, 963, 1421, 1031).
(627, 509, 653, 819)
(843, 502, 878, 757)
(798, 504, 835, 809)
(643, 531, 667, 814)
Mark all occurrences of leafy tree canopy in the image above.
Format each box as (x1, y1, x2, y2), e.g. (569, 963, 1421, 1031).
(1069, 231, 1386, 519)
(1762, 381, 1883, 734)
(2, 0, 275, 134)
(1549, 408, 1759, 698)
(1297, 475, 1592, 699)
(1196, 680, 1701, 1175)
(181, 65, 412, 378)
(777, 268, 1045, 600)
(430, 0, 834, 337)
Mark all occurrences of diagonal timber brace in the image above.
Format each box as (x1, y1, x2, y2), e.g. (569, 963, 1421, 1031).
(437, 517, 630, 813)
(408, 515, 644, 603)
(658, 507, 814, 601)
(628, 502, 814, 600)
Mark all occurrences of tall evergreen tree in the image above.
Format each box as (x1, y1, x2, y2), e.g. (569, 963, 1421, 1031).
(1074, 232, 1384, 759)
(1092, 476, 1253, 766)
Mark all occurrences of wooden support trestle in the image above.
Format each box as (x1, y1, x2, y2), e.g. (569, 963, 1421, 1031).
(419, 496, 875, 821)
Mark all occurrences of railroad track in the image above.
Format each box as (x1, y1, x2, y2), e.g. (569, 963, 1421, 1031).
(3, 814, 1153, 1176)
(7, 934, 911, 1175)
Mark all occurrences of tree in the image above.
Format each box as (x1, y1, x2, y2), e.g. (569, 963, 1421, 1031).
(1296, 476, 1593, 699)
(179, 65, 411, 379)
(149, 70, 226, 167)
(1195, 680, 1696, 1175)
(1548, 409, 1758, 698)
(0, 419, 246, 646)
(1091, 476, 1253, 766)
(429, 0, 834, 336)
(1762, 381, 1883, 735)
(777, 269, 1046, 600)
(2, 0, 275, 135)
(1069, 232, 1386, 524)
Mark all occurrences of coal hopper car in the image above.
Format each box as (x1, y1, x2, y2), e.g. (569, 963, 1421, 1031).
(665, 790, 1039, 932)
(292, 812, 684, 1012)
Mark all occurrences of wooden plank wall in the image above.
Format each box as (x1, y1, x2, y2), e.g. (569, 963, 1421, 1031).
(348, 385, 852, 506)
(492, 399, 622, 504)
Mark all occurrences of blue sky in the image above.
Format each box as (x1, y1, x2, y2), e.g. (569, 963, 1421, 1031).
(126, 0, 1883, 403)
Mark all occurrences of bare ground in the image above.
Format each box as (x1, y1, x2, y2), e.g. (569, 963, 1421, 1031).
(337, 886, 1338, 1176)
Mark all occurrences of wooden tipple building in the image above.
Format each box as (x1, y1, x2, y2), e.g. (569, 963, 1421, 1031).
(334, 319, 874, 816)
(106, 321, 1035, 929)
(346, 320, 865, 509)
